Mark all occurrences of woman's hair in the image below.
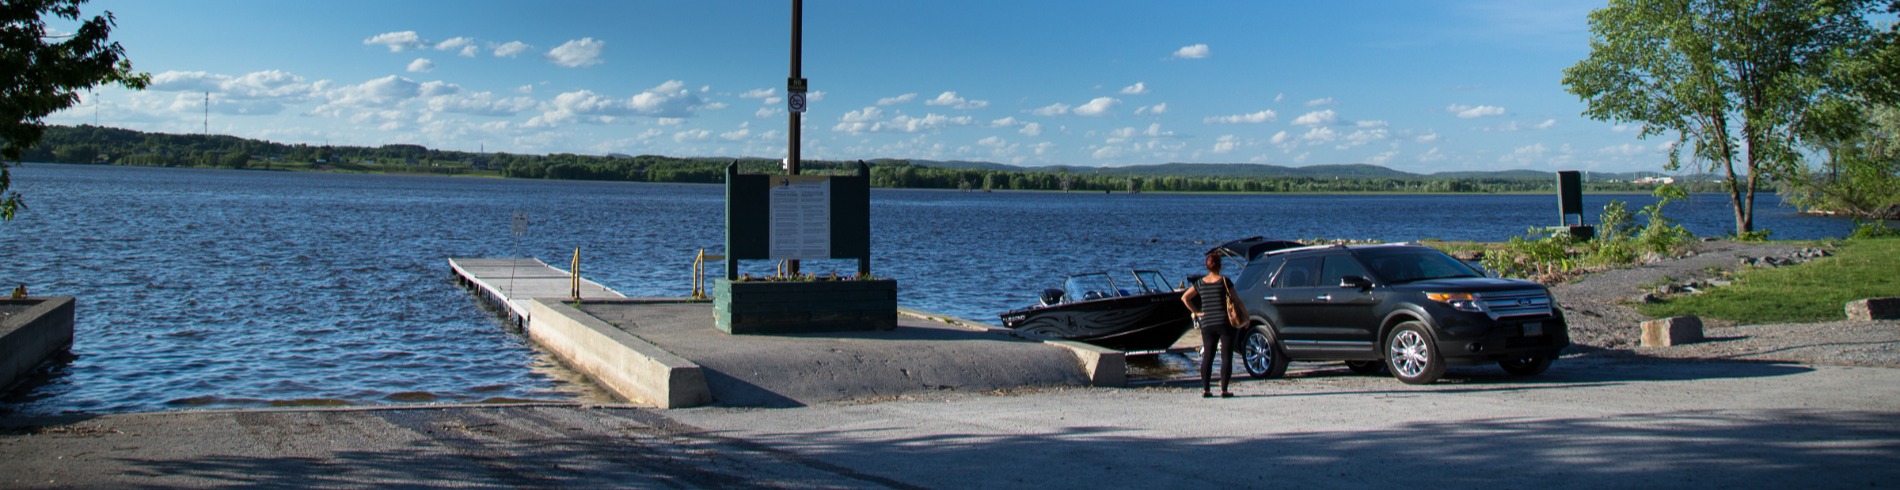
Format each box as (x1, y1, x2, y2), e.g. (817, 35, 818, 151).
(1205, 253, 1223, 272)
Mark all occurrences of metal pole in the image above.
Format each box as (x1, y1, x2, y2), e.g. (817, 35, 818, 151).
(787, 0, 803, 276)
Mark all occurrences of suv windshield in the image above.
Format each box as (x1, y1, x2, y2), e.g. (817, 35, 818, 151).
(1353, 248, 1483, 284)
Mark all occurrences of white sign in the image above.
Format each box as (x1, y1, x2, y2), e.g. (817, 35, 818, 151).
(769, 175, 830, 260)
(788, 92, 807, 113)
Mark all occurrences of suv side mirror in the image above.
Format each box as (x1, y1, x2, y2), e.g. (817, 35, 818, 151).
(1339, 275, 1372, 290)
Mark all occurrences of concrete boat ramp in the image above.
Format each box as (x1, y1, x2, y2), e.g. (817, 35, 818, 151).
(448, 258, 1120, 409)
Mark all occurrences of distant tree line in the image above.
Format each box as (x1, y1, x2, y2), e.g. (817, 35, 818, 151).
(25, 124, 1721, 194)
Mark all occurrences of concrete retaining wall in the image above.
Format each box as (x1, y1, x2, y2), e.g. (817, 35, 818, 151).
(1, 297, 76, 391)
(526, 299, 712, 408)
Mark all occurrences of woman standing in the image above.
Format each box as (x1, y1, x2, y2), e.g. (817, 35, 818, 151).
(1181, 252, 1246, 398)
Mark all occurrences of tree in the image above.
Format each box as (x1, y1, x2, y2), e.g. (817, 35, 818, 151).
(1563, 0, 1898, 236)
(1, 0, 147, 220)
(1781, 102, 1900, 217)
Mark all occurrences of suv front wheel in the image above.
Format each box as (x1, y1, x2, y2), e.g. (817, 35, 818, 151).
(1242, 324, 1288, 379)
(1386, 321, 1445, 385)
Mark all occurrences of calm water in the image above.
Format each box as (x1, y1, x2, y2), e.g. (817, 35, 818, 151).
(0, 163, 1858, 414)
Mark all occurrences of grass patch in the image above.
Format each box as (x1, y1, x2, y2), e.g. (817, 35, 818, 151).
(1638, 238, 1900, 323)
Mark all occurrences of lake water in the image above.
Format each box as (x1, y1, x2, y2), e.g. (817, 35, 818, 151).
(0, 163, 1859, 414)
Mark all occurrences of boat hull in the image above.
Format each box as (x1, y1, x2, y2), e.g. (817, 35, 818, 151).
(1000, 292, 1193, 352)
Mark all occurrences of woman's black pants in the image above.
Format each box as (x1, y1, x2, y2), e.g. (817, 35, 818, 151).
(1200, 324, 1236, 392)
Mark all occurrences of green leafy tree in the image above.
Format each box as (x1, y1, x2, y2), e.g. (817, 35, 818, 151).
(1781, 102, 1900, 217)
(1, 0, 147, 220)
(1563, 0, 1898, 236)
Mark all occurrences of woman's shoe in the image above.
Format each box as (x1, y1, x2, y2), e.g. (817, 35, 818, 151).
(1202, 391, 1212, 398)
(1220, 392, 1234, 398)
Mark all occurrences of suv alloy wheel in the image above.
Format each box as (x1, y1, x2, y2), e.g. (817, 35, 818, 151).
(1242, 323, 1288, 379)
(1386, 321, 1445, 384)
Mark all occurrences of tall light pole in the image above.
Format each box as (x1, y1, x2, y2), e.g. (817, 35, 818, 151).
(786, 0, 807, 276)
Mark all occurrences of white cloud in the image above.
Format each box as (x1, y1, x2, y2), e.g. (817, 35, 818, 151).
(1274, 93, 1285, 103)
(1598, 143, 1653, 156)
(877, 93, 917, 106)
(1019, 122, 1042, 136)
(674, 129, 711, 142)
(406, 58, 434, 73)
(977, 136, 1007, 147)
(832, 106, 972, 133)
(1499, 143, 1548, 164)
(1344, 128, 1388, 147)
(144, 69, 321, 115)
(1536, 118, 1557, 129)
(546, 38, 605, 67)
(1073, 97, 1119, 117)
(1356, 120, 1388, 128)
(1270, 131, 1290, 144)
(1136, 103, 1167, 115)
(1032, 103, 1071, 116)
(755, 107, 785, 118)
(1300, 126, 1338, 142)
(526, 80, 706, 126)
(1418, 147, 1445, 162)
(1172, 43, 1211, 59)
(493, 41, 532, 58)
(1291, 109, 1337, 126)
(990, 117, 1020, 127)
(1204, 110, 1276, 124)
(1120, 82, 1149, 95)
(1305, 97, 1335, 107)
(1447, 104, 1506, 118)
(327, 75, 423, 108)
(720, 128, 751, 141)
(435, 37, 476, 55)
(515, 84, 534, 94)
(1415, 131, 1440, 143)
(739, 88, 776, 99)
(1212, 134, 1240, 154)
(924, 91, 988, 109)
(1367, 150, 1398, 165)
(1611, 123, 1641, 133)
(364, 31, 427, 52)
(426, 90, 536, 116)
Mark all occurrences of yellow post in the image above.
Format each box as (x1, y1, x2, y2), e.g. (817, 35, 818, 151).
(570, 247, 581, 302)
(691, 249, 706, 300)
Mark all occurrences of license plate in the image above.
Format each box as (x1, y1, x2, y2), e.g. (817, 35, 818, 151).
(1522, 322, 1543, 336)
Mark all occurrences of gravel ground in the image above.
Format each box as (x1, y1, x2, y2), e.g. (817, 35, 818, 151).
(1551, 240, 1900, 367)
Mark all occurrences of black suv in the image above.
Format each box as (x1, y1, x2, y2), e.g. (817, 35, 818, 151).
(1227, 241, 1568, 384)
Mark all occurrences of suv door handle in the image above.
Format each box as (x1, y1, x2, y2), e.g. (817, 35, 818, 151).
(1264, 296, 1278, 302)
(1316, 294, 1332, 302)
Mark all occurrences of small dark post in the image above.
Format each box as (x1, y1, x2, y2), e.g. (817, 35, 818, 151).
(1557, 170, 1594, 240)
(725, 161, 740, 280)
(857, 160, 871, 277)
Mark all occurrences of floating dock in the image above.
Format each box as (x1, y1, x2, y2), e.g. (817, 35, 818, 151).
(447, 258, 624, 326)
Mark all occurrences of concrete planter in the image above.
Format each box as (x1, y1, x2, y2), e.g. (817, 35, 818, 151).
(714, 279, 898, 334)
(1, 297, 76, 391)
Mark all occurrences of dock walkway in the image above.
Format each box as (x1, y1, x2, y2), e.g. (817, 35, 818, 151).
(447, 258, 625, 325)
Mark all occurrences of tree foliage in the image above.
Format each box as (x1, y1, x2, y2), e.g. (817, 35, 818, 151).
(1, 0, 147, 220)
(1563, 0, 1899, 236)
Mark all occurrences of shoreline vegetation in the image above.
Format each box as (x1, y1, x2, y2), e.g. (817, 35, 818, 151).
(19, 124, 1729, 196)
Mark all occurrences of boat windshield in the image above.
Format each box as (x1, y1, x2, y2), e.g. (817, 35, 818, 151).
(1063, 273, 1123, 302)
(1131, 270, 1175, 294)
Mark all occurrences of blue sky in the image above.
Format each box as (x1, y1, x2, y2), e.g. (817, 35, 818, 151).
(45, 1, 1676, 173)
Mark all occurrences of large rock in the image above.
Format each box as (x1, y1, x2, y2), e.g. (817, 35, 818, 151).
(1640, 316, 1703, 347)
(1846, 297, 1900, 321)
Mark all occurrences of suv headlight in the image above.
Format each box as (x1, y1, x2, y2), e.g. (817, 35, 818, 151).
(1426, 292, 1486, 313)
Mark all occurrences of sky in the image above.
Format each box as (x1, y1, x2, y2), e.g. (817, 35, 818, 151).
(43, 0, 1681, 174)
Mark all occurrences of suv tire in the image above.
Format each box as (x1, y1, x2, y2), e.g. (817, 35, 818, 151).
(1242, 324, 1288, 379)
(1499, 355, 1552, 376)
(1386, 321, 1445, 385)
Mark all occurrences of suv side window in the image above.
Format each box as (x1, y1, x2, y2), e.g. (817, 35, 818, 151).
(1239, 256, 1286, 289)
(1320, 254, 1370, 288)
(1272, 257, 1321, 288)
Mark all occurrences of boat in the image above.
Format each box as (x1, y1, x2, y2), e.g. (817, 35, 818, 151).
(998, 270, 1194, 352)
